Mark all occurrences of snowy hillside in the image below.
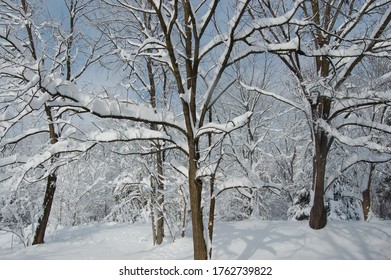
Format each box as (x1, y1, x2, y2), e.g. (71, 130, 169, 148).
(1, 220, 390, 260)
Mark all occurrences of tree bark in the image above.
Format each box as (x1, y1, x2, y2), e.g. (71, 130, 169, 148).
(155, 148, 165, 245)
(189, 178, 207, 260)
(33, 105, 59, 245)
(24, 0, 58, 243)
(179, 186, 187, 238)
(188, 143, 207, 260)
(150, 181, 157, 244)
(362, 163, 374, 221)
(33, 173, 57, 245)
(362, 187, 371, 221)
(208, 196, 216, 259)
(146, 36, 165, 244)
(309, 96, 331, 230)
(309, 143, 328, 229)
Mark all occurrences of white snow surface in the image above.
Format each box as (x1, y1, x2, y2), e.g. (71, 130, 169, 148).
(1, 220, 390, 260)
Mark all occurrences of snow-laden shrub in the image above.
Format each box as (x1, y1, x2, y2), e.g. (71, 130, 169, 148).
(215, 187, 290, 221)
(373, 175, 391, 220)
(215, 189, 253, 221)
(0, 185, 41, 247)
(326, 179, 363, 221)
(287, 188, 310, 220)
(108, 174, 150, 223)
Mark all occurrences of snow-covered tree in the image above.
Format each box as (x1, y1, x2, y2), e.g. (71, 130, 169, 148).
(11, 0, 303, 259)
(4, 0, 389, 261)
(0, 0, 102, 244)
(244, 0, 391, 229)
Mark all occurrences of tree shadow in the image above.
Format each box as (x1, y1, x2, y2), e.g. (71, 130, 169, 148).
(211, 220, 391, 259)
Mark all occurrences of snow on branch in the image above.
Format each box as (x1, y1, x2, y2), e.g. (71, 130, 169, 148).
(0, 125, 189, 187)
(0, 138, 96, 188)
(318, 119, 391, 154)
(326, 152, 391, 190)
(170, 159, 188, 178)
(0, 27, 33, 58)
(241, 82, 305, 112)
(330, 91, 391, 120)
(39, 76, 187, 135)
(215, 177, 284, 198)
(0, 127, 49, 146)
(336, 116, 391, 134)
(195, 112, 252, 139)
(88, 127, 188, 154)
(234, 0, 306, 41)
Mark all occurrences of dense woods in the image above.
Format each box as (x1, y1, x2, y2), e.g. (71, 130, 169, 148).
(0, 0, 390, 259)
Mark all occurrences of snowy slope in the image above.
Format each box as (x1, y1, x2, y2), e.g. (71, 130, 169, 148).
(0, 220, 390, 260)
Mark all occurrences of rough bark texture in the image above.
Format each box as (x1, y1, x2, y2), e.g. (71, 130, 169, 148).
(307, 0, 333, 228)
(188, 144, 207, 260)
(309, 147, 327, 229)
(309, 96, 331, 230)
(33, 105, 59, 245)
(33, 173, 57, 245)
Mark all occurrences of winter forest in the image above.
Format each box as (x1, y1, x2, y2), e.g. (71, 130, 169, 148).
(0, 0, 390, 260)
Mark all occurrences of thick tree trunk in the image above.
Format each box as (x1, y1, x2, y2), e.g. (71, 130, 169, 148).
(309, 96, 331, 230)
(309, 148, 327, 229)
(188, 144, 208, 260)
(189, 177, 207, 260)
(33, 173, 57, 245)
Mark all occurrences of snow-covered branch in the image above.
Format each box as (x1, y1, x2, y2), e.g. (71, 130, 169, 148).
(195, 112, 252, 139)
(241, 83, 305, 112)
(336, 116, 391, 134)
(326, 152, 391, 190)
(215, 177, 285, 198)
(40, 77, 187, 135)
(318, 119, 391, 153)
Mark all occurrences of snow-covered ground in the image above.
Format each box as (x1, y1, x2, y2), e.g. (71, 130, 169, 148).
(1, 220, 390, 260)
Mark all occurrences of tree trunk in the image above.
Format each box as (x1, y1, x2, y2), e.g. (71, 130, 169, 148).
(146, 48, 165, 245)
(33, 173, 57, 245)
(179, 186, 187, 238)
(362, 163, 374, 221)
(150, 150, 165, 246)
(309, 96, 331, 230)
(155, 149, 165, 245)
(189, 177, 207, 260)
(362, 187, 371, 221)
(207, 108, 216, 259)
(208, 196, 216, 259)
(309, 147, 327, 229)
(33, 105, 59, 245)
(150, 183, 157, 244)
(188, 143, 208, 260)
